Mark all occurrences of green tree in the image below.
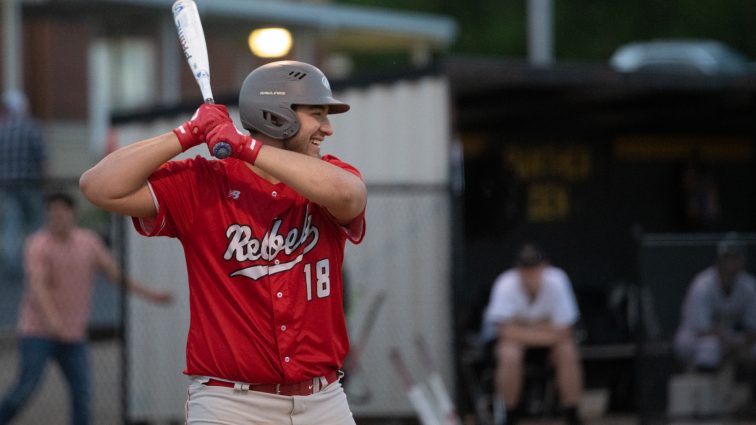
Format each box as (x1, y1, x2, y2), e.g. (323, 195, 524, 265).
(336, 0, 756, 61)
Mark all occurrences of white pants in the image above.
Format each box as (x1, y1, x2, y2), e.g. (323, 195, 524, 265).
(185, 377, 356, 425)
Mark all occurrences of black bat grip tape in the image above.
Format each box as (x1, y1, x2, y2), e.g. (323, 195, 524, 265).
(212, 142, 232, 159)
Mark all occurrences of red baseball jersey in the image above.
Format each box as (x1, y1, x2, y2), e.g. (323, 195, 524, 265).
(132, 155, 365, 384)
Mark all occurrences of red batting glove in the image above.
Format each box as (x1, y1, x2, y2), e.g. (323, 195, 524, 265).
(172, 104, 230, 151)
(206, 122, 263, 164)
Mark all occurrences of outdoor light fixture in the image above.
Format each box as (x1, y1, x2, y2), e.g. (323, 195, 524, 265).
(248, 27, 292, 58)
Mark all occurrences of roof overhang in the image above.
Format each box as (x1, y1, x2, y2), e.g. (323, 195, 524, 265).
(25, 0, 457, 50)
(444, 56, 756, 133)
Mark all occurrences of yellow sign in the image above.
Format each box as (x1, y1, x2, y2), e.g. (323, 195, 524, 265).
(614, 136, 752, 162)
(528, 183, 569, 222)
(504, 144, 591, 181)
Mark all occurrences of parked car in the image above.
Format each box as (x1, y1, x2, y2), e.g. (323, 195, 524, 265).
(609, 39, 752, 75)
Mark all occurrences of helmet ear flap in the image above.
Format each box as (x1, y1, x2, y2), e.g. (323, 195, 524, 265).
(262, 110, 284, 126)
(257, 107, 299, 139)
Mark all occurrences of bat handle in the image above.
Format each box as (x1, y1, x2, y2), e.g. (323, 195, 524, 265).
(212, 142, 232, 159)
(201, 98, 231, 158)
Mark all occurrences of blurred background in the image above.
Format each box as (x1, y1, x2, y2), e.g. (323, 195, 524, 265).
(1, 0, 756, 424)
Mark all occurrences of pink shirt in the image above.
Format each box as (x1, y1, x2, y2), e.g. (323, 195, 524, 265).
(17, 228, 111, 342)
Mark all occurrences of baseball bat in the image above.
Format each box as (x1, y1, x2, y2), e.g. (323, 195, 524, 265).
(343, 290, 387, 404)
(171, 0, 231, 159)
(415, 335, 462, 425)
(390, 348, 443, 425)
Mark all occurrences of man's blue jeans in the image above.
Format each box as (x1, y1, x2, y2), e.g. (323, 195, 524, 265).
(0, 336, 90, 425)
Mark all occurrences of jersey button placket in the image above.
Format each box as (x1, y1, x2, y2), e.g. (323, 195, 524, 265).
(273, 279, 294, 376)
(271, 274, 294, 377)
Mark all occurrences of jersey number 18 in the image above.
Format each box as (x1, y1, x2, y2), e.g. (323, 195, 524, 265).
(304, 259, 330, 301)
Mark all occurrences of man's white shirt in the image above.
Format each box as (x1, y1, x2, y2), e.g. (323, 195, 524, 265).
(484, 266, 580, 332)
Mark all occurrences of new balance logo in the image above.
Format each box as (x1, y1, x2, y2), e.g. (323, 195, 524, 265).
(228, 190, 241, 200)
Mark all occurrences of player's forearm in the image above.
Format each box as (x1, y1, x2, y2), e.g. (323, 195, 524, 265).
(254, 146, 367, 222)
(80, 133, 181, 214)
(696, 327, 720, 338)
(504, 329, 557, 346)
(501, 323, 569, 347)
(103, 261, 171, 304)
(125, 278, 171, 303)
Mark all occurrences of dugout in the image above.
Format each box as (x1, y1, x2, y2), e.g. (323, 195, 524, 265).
(446, 56, 756, 417)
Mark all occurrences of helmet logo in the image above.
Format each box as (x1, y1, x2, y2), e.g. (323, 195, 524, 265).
(259, 90, 286, 96)
(321, 76, 331, 90)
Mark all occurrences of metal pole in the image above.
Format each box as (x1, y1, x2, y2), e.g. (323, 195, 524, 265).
(634, 230, 646, 425)
(115, 213, 130, 425)
(449, 138, 469, 421)
(527, 0, 554, 67)
(2, 0, 22, 92)
(160, 16, 181, 105)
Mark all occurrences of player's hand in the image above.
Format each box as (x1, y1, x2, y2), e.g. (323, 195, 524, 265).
(172, 103, 230, 151)
(48, 319, 67, 340)
(206, 122, 263, 164)
(149, 289, 174, 305)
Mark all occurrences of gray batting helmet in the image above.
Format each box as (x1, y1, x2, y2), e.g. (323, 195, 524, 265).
(238, 61, 349, 139)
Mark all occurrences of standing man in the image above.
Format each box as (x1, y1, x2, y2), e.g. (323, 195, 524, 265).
(79, 61, 367, 424)
(0, 192, 172, 425)
(483, 243, 583, 425)
(0, 90, 47, 281)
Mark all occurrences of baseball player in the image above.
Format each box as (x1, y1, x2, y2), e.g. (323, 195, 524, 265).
(80, 61, 367, 424)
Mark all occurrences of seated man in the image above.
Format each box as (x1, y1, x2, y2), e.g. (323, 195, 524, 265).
(483, 243, 583, 425)
(674, 234, 756, 382)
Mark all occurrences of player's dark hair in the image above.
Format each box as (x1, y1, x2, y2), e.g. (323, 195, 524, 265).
(717, 232, 746, 260)
(45, 192, 76, 209)
(516, 242, 545, 267)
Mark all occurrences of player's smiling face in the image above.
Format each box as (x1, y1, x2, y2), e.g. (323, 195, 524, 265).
(284, 105, 333, 157)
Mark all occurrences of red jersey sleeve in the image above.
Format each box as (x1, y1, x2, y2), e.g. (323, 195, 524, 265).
(321, 154, 366, 244)
(132, 156, 207, 238)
